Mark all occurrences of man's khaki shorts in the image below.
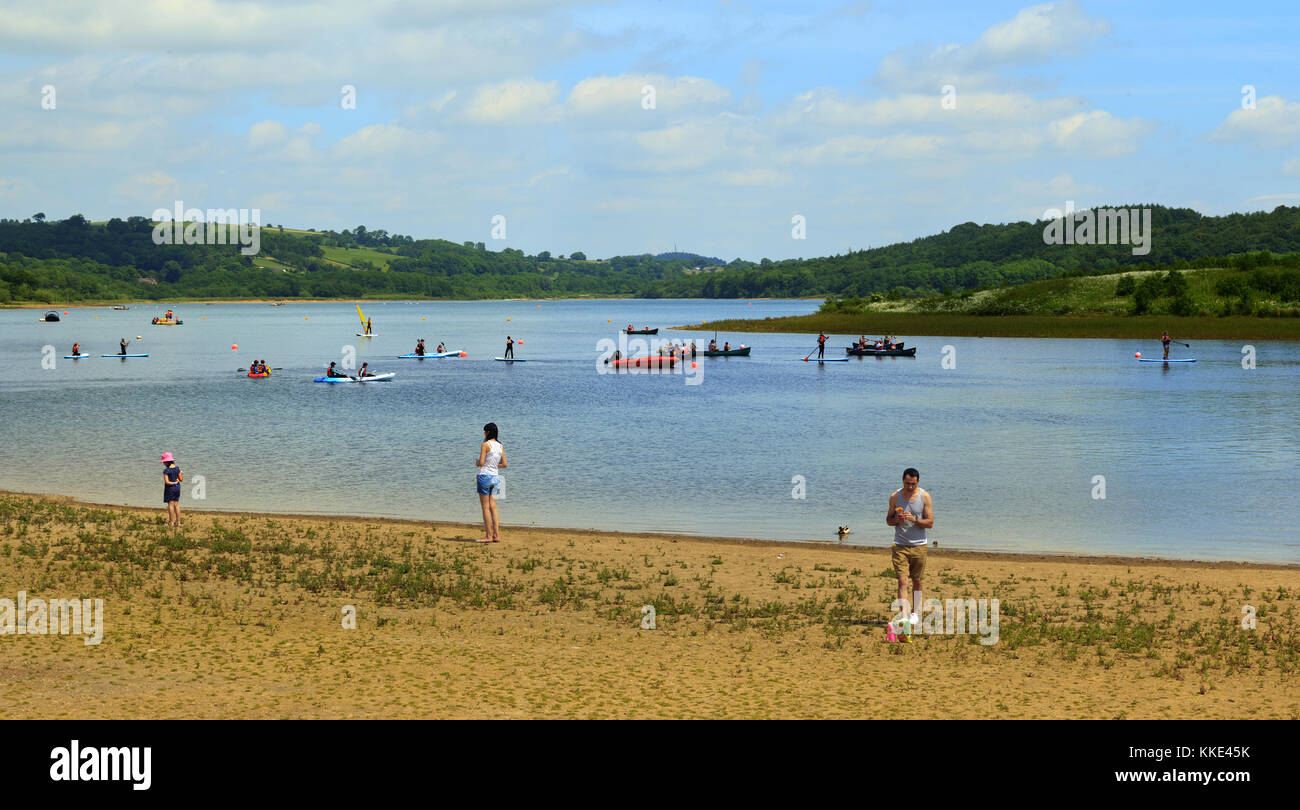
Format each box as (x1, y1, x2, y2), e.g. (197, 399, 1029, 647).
(892, 543, 927, 580)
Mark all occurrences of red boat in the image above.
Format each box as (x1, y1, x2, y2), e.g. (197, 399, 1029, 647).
(608, 355, 691, 369)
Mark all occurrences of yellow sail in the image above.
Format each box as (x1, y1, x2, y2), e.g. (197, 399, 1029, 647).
(356, 303, 368, 333)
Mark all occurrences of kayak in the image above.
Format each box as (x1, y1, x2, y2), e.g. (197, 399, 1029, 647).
(494, 357, 527, 362)
(623, 328, 658, 334)
(314, 373, 396, 382)
(703, 347, 751, 356)
(1138, 358, 1196, 363)
(847, 346, 916, 357)
(609, 356, 684, 368)
(64, 354, 93, 359)
(804, 357, 848, 362)
(151, 319, 182, 325)
(247, 372, 270, 378)
(102, 353, 150, 358)
(397, 351, 464, 358)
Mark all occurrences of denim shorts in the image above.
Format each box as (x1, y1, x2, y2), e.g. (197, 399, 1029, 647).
(476, 474, 501, 496)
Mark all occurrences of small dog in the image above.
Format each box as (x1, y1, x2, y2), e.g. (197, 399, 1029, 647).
(836, 526, 851, 540)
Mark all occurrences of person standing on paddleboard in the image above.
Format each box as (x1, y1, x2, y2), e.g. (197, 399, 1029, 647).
(475, 423, 507, 543)
(1161, 330, 1172, 360)
(119, 338, 128, 356)
(161, 452, 182, 527)
(886, 468, 933, 629)
(817, 332, 827, 359)
(504, 336, 514, 359)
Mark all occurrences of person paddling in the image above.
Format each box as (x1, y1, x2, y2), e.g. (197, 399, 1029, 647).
(71, 342, 81, 357)
(436, 342, 445, 353)
(415, 339, 426, 357)
(119, 338, 128, 356)
(357, 362, 374, 378)
(816, 332, 827, 360)
(475, 422, 507, 543)
(161, 452, 182, 528)
(326, 361, 348, 378)
(1161, 330, 1172, 360)
(504, 336, 515, 359)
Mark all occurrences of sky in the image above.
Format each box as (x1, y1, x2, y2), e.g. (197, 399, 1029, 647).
(1, 0, 1297, 260)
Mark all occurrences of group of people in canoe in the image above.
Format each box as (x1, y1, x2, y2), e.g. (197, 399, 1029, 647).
(706, 339, 730, 352)
(852, 335, 902, 351)
(324, 361, 382, 378)
(412, 339, 448, 357)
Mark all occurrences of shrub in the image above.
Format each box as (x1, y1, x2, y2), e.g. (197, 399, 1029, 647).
(1114, 275, 1135, 296)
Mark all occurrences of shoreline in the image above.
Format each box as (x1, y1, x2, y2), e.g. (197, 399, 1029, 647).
(683, 312, 1300, 340)
(8, 489, 1293, 571)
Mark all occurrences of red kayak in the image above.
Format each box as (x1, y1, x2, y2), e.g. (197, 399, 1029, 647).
(608, 355, 692, 369)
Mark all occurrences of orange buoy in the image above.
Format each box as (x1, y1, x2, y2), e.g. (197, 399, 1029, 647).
(232, 344, 238, 350)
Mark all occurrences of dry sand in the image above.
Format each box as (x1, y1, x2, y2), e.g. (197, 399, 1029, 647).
(1, 492, 1296, 719)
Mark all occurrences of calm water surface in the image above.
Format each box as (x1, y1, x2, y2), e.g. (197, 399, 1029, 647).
(1, 300, 1296, 562)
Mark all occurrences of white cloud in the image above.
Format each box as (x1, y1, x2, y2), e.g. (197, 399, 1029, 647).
(1048, 111, 1151, 158)
(460, 78, 560, 125)
(1211, 96, 1300, 148)
(872, 1, 1110, 92)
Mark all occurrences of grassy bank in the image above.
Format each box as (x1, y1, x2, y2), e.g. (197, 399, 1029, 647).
(2, 492, 1296, 719)
(689, 313, 1300, 340)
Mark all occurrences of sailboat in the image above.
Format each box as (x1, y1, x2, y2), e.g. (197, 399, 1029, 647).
(355, 303, 376, 337)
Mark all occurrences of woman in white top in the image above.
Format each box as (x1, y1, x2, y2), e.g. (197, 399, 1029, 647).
(475, 422, 507, 543)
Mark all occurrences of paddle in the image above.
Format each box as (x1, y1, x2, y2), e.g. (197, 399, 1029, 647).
(1172, 339, 1191, 347)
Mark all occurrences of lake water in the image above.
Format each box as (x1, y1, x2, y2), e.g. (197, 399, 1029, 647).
(1, 300, 1297, 562)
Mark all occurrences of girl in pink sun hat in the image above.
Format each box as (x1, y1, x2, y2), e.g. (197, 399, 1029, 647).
(160, 452, 182, 527)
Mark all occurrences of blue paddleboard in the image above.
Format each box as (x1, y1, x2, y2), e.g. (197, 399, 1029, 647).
(102, 354, 149, 357)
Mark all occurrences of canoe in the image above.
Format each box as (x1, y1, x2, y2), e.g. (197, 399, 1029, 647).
(846, 346, 916, 357)
(609, 356, 684, 368)
(313, 373, 396, 382)
(623, 328, 658, 334)
(247, 372, 270, 378)
(102, 353, 149, 358)
(396, 351, 463, 358)
(1138, 358, 1196, 363)
(703, 347, 751, 357)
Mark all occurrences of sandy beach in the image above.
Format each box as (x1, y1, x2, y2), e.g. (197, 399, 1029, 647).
(1, 491, 1296, 719)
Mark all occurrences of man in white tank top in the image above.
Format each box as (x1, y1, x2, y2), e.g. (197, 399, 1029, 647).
(886, 468, 934, 627)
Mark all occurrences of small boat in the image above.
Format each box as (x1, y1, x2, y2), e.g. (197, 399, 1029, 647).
(397, 350, 464, 359)
(846, 346, 916, 357)
(269, 302, 285, 306)
(314, 372, 396, 383)
(703, 346, 751, 357)
(151, 317, 182, 325)
(40, 312, 60, 322)
(623, 328, 658, 335)
(112, 305, 129, 310)
(609, 355, 683, 368)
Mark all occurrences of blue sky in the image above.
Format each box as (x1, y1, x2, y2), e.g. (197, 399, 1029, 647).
(1, 0, 1297, 260)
